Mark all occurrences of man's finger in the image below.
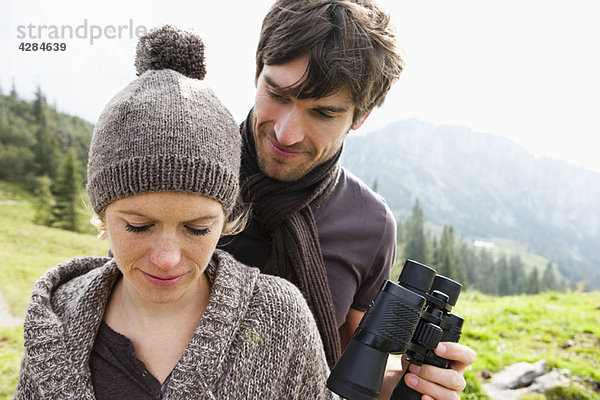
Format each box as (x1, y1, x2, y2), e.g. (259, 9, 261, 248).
(434, 342, 476, 373)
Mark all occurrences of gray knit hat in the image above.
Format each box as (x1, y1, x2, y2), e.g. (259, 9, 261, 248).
(86, 25, 240, 216)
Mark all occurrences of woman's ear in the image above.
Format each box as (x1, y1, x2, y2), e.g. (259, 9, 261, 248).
(91, 213, 107, 240)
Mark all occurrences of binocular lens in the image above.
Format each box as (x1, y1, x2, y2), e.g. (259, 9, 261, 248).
(326, 340, 389, 400)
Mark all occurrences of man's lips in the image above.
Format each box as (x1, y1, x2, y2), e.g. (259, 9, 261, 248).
(268, 138, 300, 159)
(141, 271, 185, 287)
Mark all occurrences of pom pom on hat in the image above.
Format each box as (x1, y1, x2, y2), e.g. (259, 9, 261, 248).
(134, 25, 207, 80)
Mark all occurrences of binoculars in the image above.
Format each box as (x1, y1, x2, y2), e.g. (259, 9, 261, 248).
(326, 260, 464, 400)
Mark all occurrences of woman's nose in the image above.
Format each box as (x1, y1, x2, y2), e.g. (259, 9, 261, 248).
(149, 241, 182, 270)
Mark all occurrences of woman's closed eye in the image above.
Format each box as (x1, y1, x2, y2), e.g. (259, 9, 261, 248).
(124, 221, 211, 236)
(185, 226, 210, 236)
(125, 222, 153, 233)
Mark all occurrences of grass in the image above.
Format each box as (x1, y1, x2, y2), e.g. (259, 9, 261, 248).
(0, 327, 23, 399)
(0, 181, 108, 399)
(457, 291, 600, 399)
(0, 186, 108, 316)
(1, 181, 599, 399)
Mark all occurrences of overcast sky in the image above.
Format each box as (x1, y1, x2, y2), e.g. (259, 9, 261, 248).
(2, 0, 599, 173)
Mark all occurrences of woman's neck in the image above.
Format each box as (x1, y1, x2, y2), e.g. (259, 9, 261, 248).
(105, 272, 211, 335)
(102, 273, 212, 383)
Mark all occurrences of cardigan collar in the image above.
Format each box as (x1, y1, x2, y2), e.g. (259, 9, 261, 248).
(22, 251, 259, 399)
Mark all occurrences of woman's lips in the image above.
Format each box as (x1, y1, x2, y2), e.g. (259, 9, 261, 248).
(141, 271, 185, 287)
(268, 138, 300, 159)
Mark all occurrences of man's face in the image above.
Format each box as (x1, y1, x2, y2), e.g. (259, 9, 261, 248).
(253, 55, 369, 182)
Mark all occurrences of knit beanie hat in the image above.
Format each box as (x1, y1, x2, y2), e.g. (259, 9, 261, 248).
(86, 25, 240, 216)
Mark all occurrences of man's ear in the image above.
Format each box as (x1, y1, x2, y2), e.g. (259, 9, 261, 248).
(351, 109, 373, 131)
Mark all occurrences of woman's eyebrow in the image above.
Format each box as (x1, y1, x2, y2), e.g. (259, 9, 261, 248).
(117, 210, 150, 218)
(117, 210, 219, 223)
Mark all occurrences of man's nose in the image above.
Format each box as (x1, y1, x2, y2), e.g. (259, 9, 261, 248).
(274, 107, 305, 146)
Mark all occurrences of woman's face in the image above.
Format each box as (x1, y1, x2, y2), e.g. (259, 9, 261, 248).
(104, 192, 225, 305)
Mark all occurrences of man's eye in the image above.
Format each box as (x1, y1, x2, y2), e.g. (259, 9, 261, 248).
(125, 223, 152, 233)
(186, 226, 210, 236)
(267, 90, 285, 102)
(315, 110, 335, 120)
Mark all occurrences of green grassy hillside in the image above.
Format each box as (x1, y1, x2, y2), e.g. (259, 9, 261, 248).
(0, 181, 108, 397)
(0, 181, 109, 316)
(458, 291, 600, 399)
(0, 182, 598, 399)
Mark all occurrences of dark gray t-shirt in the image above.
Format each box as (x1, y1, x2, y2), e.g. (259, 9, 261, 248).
(91, 321, 170, 400)
(219, 167, 396, 327)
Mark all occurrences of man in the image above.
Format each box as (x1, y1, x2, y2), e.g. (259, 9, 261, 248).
(219, 0, 476, 398)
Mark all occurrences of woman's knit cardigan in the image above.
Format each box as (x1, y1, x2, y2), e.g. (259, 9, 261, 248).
(14, 249, 338, 399)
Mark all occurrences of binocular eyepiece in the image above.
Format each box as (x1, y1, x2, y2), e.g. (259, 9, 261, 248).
(326, 260, 464, 400)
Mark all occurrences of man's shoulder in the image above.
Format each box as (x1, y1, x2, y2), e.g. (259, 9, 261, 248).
(314, 167, 396, 246)
(338, 167, 384, 197)
(326, 167, 392, 215)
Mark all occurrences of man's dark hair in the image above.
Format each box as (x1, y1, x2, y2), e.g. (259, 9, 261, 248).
(256, 0, 405, 121)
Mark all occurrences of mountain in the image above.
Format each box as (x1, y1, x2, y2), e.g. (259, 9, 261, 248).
(341, 119, 600, 288)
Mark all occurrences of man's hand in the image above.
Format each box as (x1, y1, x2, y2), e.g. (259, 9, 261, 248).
(378, 342, 476, 400)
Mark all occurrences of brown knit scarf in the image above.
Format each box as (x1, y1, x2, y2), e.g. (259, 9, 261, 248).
(239, 110, 341, 367)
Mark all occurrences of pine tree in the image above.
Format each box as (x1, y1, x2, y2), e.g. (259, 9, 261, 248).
(542, 262, 560, 292)
(526, 268, 541, 295)
(459, 242, 476, 288)
(371, 177, 379, 193)
(403, 198, 430, 265)
(33, 85, 44, 119)
(435, 225, 466, 283)
(0, 93, 7, 140)
(508, 255, 526, 294)
(10, 79, 18, 101)
(396, 219, 404, 245)
(476, 248, 497, 295)
(33, 175, 56, 226)
(496, 255, 511, 296)
(432, 236, 439, 267)
(33, 85, 60, 179)
(50, 148, 81, 231)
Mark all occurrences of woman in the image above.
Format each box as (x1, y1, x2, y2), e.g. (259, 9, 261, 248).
(14, 26, 335, 399)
